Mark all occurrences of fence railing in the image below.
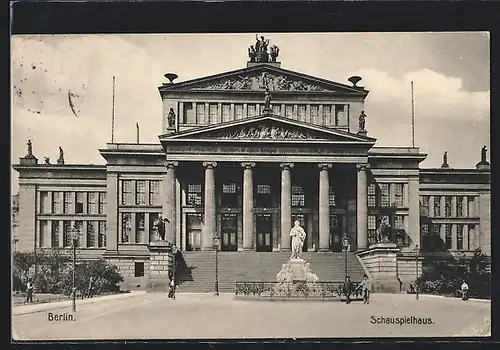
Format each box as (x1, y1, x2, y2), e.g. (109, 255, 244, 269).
(235, 281, 363, 299)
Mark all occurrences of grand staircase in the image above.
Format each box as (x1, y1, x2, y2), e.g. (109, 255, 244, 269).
(175, 251, 365, 293)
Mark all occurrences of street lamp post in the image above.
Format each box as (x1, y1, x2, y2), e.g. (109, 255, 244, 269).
(414, 244, 420, 300)
(71, 223, 81, 312)
(213, 235, 220, 296)
(342, 234, 349, 282)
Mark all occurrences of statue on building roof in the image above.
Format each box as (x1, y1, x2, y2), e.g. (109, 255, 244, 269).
(359, 111, 367, 131)
(44, 157, 50, 164)
(441, 151, 449, 168)
(167, 108, 176, 128)
(481, 145, 488, 163)
(27, 139, 33, 157)
(57, 146, 65, 165)
(248, 46, 256, 62)
(249, 34, 271, 63)
(264, 88, 272, 110)
(270, 45, 280, 62)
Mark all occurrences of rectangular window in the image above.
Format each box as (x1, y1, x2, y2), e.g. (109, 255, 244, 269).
(379, 183, 390, 207)
(39, 220, 47, 247)
(51, 221, 60, 248)
(75, 193, 84, 214)
(121, 213, 132, 243)
(256, 184, 272, 207)
(247, 104, 256, 117)
(64, 192, 73, 214)
(329, 188, 336, 207)
(420, 196, 430, 216)
(434, 196, 441, 217)
(468, 197, 475, 217)
(221, 182, 238, 208)
(40, 192, 49, 214)
(368, 215, 377, 245)
(234, 104, 243, 119)
(322, 105, 332, 125)
(393, 215, 404, 230)
(368, 183, 376, 207)
(196, 103, 206, 123)
(457, 197, 463, 218)
(285, 105, 293, 118)
(334, 104, 344, 125)
(445, 224, 452, 250)
(444, 196, 452, 217)
(310, 105, 319, 123)
(121, 180, 134, 205)
(135, 213, 146, 243)
(98, 221, 107, 247)
(63, 221, 72, 247)
(149, 181, 160, 205)
(99, 193, 107, 214)
(134, 262, 145, 277)
(183, 102, 194, 124)
(87, 221, 97, 247)
(87, 192, 97, 214)
(209, 103, 218, 123)
(457, 225, 464, 251)
(74, 221, 83, 247)
(297, 105, 306, 121)
(222, 104, 231, 122)
(136, 181, 146, 205)
(149, 213, 159, 242)
(187, 184, 203, 206)
(291, 185, 305, 207)
(393, 184, 404, 207)
(272, 105, 280, 115)
(52, 192, 62, 214)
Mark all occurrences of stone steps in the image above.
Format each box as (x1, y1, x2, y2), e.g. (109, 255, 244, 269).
(175, 251, 365, 293)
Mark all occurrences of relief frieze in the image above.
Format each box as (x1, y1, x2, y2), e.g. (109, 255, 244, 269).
(203, 123, 324, 140)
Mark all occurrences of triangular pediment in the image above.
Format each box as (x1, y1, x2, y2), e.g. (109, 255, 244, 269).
(162, 115, 376, 143)
(159, 64, 367, 95)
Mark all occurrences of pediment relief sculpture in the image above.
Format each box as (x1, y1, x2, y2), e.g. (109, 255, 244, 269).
(202, 123, 325, 140)
(192, 72, 328, 92)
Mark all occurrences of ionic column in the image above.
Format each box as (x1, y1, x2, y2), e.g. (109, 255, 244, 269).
(202, 162, 217, 250)
(280, 163, 294, 250)
(163, 161, 178, 245)
(241, 162, 256, 250)
(356, 164, 370, 250)
(318, 163, 332, 251)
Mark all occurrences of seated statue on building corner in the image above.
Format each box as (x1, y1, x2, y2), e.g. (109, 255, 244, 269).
(375, 216, 392, 243)
(153, 215, 170, 242)
(290, 220, 306, 259)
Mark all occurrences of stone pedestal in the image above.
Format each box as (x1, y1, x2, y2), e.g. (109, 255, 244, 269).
(147, 240, 174, 292)
(357, 242, 400, 293)
(279, 258, 318, 282)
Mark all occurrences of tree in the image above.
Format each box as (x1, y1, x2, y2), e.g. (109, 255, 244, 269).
(12, 252, 37, 290)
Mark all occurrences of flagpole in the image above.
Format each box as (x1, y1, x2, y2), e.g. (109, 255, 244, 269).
(111, 76, 116, 143)
(136, 122, 140, 144)
(411, 81, 415, 148)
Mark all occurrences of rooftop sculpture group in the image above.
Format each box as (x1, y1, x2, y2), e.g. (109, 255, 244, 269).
(248, 35, 280, 63)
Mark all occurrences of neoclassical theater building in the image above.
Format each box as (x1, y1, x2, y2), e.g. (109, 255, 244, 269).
(13, 37, 491, 291)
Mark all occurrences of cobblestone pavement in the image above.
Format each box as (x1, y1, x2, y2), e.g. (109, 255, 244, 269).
(12, 293, 491, 340)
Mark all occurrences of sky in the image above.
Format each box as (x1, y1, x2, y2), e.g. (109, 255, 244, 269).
(11, 32, 490, 194)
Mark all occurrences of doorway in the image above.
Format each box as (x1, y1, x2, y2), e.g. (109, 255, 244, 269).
(256, 213, 273, 252)
(221, 213, 238, 251)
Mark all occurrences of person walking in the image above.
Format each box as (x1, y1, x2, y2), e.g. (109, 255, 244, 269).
(344, 276, 353, 304)
(87, 276, 95, 299)
(358, 274, 372, 304)
(26, 279, 34, 303)
(168, 279, 176, 300)
(461, 280, 469, 301)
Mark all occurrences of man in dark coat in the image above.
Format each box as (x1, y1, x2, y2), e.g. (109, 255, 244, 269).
(344, 276, 353, 304)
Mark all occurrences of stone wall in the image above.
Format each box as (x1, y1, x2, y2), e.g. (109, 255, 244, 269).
(356, 245, 400, 293)
(107, 257, 151, 291)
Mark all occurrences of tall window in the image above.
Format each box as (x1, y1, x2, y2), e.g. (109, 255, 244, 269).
(136, 181, 146, 205)
(121, 213, 132, 243)
(88, 192, 97, 214)
(64, 192, 73, 214)
(272, 105, 280, 115)
(51, 221, 60, 248)
(136, 213, 146, 243)
(122, 180, 134, 205)
(393, 184, 404, 207)
(444, 196, 452, 217)
(234, 104, 243, 119)
(75, 221, 83, 247)
(368, 215, 377, 245)
(379, 183, 390, 207)
(248, 104, 256, 117)
(457, 225, 464, 251)
(63, 221, 72, 247)
(149, 181, 160, 205)
(221, 182, 238, 207)
(297, 105, 306, 121)
(434, 196, 441, 217)
(334, 105, 344, 125)
(87, 221, 96, 247)
(99, 193, 107, 214)
(445, 224, 452, 250)
(98, 221, 107, 248)
(196, 103, 206, 123)
(420, 196, 430, 216)
(149, 213, 159, 242)
(256, 184, 272, 207)
(393, 215, 404, 230)
(285, 105, 293, 118)
(40, 192, 49, 214)
(183, 102, 194, 123)
(39, 220, 47, 246)
(457, 196, 463, 218)
(209, 104, 218, 123)
(222, 104, 230, 122)
(322, 105, 332, 125)
(310, 105, 319, 123)
(329, 188, 336, 207)
(368, 183, 376, 207)
(187, 184, 203, 206)
(468, 197, 475, 217)
(291, 185, 305, 207)
(74, 193, 84, 214)
(52, 192, 62, 214)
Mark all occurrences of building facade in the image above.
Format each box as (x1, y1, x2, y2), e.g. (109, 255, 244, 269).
(13, 39, 490, 288)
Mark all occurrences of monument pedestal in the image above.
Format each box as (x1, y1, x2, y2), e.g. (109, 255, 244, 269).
(357, 242, 400, 293)
(147, 240, 174, 292)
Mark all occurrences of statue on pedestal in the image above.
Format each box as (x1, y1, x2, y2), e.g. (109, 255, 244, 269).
(441, 151, 449, 168)
(359, 111, 367, 131)
(481, 145, 488, 164)
(27, 140, 33, 157)
(375, 216, 392, 243)
(57, 146, 65, 165)
(270, 45, 279, 62)
(44, 157, 50, 164)
(153, 215, 170, 241)
(264, 88, 272, 110)
(248, 46, 256, 62)
(167, 108, 176, 128)
(289, 220, 306, 260)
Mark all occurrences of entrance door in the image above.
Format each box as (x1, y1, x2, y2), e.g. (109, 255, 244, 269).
(221, 213, 238, 251)
(330, 214, 343, 252)
(291, 213, 309, 252)
(256, 213, 273, 252)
